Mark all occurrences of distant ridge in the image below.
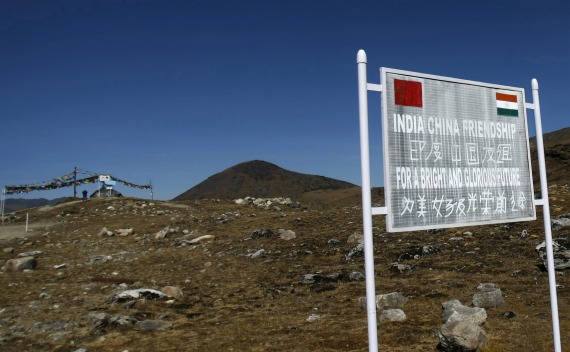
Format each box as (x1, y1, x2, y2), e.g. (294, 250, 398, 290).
(3, 197, 75, 213)
(529, 127, 570, 187)
(173, 160, 356, 201)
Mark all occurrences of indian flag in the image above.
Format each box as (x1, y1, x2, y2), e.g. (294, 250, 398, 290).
(496, 92, 519, 117)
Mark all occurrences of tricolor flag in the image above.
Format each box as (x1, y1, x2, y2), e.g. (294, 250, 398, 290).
(496, 92, 519, 117)
(395, 79, 422, 107)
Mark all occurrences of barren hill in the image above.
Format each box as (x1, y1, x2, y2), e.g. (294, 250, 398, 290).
(530, 127, 570, 188)
(173, 160, 356, 201)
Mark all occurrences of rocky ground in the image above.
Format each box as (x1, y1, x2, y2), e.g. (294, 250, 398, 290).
(1, 185, 570, 351)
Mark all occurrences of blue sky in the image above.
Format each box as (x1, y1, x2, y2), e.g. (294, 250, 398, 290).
(1, 0, 569, 201)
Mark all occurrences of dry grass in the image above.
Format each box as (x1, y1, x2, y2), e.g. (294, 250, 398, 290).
(0, 188, 569, 351)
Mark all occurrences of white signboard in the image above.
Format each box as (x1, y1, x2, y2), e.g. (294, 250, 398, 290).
(99, 175, 111, 181)
(381, 68, 536, 232)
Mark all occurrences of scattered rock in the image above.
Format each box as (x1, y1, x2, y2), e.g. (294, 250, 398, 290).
(390, 262, 414, 274)
(535, 238, 570, 270)
(438, 320, 488, 352)
(88, 311, 110, 328)
(116, 228, 134, 236)
(161, 286, 183, 299)
(278, 229, 296, 241)
(250, 229, 274, 239)
(189, 235, 215, 244)
(3, 256, 37, 271)
(97, 227, 114, 237)
(345, 242, 364, 261)
(251, 249, 266, 259)
(3, 247, 14, 253)
(551, 214, 570, 230)
(349, 271, 365, 281)
(376, 292, 408, 310)
(109, 315, 138, 327)
(347, 233, 363, 244)
(306, 314, 322, 322)
(503, 311, 516, 319)
(108, 289, 173, 304)
(442, 300, 487, 326)
(300, 273, 341, 284)
(155, 227, 170, 240)
(17, 250, 43, 257)
(472, 283, 503, 308)
(359, 292, 408, 311)
(379, 309, 406, 322)
(398, 244, 443, 261)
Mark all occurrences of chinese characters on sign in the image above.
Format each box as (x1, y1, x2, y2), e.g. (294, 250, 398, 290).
(382, 69, 535, 232)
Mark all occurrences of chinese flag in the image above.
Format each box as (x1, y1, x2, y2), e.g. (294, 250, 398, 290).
(394, 79, 422, 107)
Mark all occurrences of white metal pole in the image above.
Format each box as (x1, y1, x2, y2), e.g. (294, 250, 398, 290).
(532, 78, 562, 352)
(357, 49, 378, 352)
(25, 213, 29, 232)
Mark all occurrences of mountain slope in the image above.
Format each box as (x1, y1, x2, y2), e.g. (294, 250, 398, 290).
(173, 160, 356, 200)
(529, 127, 570, 187)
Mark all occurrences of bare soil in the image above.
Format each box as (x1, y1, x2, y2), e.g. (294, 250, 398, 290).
(1, 188, 570, 351)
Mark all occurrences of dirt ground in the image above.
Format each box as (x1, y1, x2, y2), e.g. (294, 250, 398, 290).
(1, 189, 569, 351)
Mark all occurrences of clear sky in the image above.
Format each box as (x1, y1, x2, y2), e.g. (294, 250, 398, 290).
(1, 0, 569, 201)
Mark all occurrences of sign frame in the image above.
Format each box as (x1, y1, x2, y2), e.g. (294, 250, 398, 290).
(381, 67, 536, 232)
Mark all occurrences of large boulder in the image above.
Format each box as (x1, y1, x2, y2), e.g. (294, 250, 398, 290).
(438, 321, 488, 352)
(442, 300, 487, 326)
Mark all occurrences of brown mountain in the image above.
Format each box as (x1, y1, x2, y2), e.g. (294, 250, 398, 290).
(173, 160, 356, 201)
(529, 126, 570, 188)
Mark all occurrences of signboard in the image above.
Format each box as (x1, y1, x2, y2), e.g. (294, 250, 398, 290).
(99, 175, 111, 181)
(381, 68, 536, 232)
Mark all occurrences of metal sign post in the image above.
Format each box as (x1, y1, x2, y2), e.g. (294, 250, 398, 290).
(531, 79, 561, 352)
(357, 49, 379, 352)
(357, 49, 561, 352)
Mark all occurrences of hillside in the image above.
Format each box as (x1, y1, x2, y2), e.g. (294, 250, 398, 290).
(173, 160, 356, 201)
(1, 187, 570, 351)
(529, 127, 570, 188)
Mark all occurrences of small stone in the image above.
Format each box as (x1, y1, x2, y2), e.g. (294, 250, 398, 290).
(116, 228, 134, 236)
(379, 309, 406, 322)
(345, 242, 364, 261)
(376, 292, 408, 309)
(306, 314, 322, 322)
(349, 271, 365, 281)
(189, 235, 215, 244)
(251, 249, 266, 259)
(161, 286, 183, 299)
(17, 250, 43, 257)
(250, 229, 274, 239)
(279, 230, 296, 241)
(155, 227, 169, 239)
(347, 233, 364, 244)
(503, 311, 516, 319)
(107, 288, 173, 304)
